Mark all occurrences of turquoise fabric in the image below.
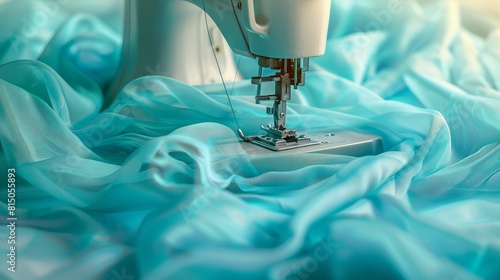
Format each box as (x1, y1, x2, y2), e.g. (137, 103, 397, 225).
(1, 0, 500, 279)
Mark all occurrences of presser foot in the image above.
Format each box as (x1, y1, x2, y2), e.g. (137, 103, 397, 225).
(240, 126, 321, 151)
(248, 134, 321, 151)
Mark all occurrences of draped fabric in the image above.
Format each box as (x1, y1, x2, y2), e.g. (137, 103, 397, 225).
(1, 0, 499, 279)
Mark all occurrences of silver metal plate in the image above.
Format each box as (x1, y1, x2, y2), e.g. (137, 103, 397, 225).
(218, 129, 383, 157)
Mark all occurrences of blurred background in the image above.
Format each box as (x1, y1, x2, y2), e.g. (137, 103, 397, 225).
(457, 0, 500, 19)
(0, 0, 499, 32)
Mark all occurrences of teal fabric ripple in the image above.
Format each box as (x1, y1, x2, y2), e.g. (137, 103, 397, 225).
(1, 0, 500, 279)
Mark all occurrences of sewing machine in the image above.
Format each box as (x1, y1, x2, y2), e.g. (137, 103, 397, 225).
(106, 0, 383, 156)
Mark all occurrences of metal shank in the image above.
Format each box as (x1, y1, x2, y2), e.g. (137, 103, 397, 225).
(249, 56, 314, 150)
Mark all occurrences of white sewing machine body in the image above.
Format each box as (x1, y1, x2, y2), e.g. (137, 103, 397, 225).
(107, 0, 383, 156)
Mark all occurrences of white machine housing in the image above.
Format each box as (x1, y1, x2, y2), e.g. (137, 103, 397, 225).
(106, 0, 331, 106)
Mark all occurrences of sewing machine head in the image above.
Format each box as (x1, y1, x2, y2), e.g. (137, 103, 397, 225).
(108, 0, 331, 150)
(108, 0, 382, 155)
(199, 0, 332, 150)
